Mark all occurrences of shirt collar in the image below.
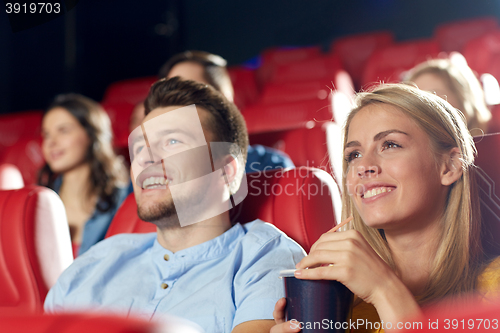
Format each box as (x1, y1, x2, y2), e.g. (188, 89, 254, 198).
(151, 223, 245, 265)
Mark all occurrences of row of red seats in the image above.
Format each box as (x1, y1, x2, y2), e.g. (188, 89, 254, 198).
(2, 16, 500, 187)
(2, 131, 500, 329)
(0, 167, 339, 314)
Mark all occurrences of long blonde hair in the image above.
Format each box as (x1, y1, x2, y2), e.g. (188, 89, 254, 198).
(341, 83, 483, 304)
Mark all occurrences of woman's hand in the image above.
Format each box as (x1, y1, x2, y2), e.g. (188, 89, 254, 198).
(295, 229, 422, 326)
(270, 298, 301, 333)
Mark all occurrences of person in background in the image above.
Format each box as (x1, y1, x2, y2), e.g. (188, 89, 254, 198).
(129, 50, 295, 174)
(39, 94, 129, 257)
(271, 84, 500, 332)
(405, 54, 491, 136)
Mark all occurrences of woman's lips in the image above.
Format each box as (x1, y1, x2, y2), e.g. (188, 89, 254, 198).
(49, 150, 64, 161)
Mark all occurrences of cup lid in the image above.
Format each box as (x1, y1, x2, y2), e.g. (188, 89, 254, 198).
(279, 269, 297, 278)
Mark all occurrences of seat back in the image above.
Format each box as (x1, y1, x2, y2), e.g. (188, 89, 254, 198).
(0, 164, 24, 190)
(474, 133, 500, 257)
(257, 46, 322, 85)
(106, 167, 341, 252)
(405, 296, 500, 333)
(435, 16, 499, 53)
(0, 111, 43, 157)
(260, 72, 354, 106)
(361, 39, 440, 87)
(0, 138, 44, 186)
(463, 30, 500, 80)
(331, 31, 394, 89)
(268, 55, 343, 84)
(0, 186, 73, 315)
(243, 99, 332, 134)
(101, 101, 137, 148)
(0, 312, 202, 333)
(102, 76, 158, 105)
(228, 67, 260, 111)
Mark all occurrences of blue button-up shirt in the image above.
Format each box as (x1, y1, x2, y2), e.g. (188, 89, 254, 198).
(44, 220, 306, 332)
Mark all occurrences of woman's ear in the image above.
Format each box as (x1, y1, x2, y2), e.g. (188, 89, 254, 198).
(440, 147, 463, 186)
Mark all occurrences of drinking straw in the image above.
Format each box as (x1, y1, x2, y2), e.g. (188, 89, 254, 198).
(327, 216, 353, 233)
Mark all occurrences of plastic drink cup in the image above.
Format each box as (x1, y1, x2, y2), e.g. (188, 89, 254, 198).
(280, 269, 353, 332)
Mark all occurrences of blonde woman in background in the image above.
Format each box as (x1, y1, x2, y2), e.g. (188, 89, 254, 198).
(405, 54, 491, 136)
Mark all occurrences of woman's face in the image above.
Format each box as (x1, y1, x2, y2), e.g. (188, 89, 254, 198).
(344, 103, 450, 232)
(42, 107, 91, 174)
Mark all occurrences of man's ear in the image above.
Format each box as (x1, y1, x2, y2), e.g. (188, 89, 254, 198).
(221, 154, 239, 187)
(440, 147, 463, 186)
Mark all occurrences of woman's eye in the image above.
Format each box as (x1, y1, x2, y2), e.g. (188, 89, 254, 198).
(382, 141, 401, 150)
(346, 151, 361, 163)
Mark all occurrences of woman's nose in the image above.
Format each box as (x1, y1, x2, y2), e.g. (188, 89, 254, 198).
(356, 155, 381, 179)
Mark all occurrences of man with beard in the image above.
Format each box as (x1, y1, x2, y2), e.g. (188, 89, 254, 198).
(44, 77, 306, 333)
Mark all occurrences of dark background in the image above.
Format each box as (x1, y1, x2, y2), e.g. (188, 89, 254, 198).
(1, 0, 500, 114)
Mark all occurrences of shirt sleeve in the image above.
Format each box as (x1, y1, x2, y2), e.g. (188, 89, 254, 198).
(44, 270, 69, 313)
(231, 231, 305, 329)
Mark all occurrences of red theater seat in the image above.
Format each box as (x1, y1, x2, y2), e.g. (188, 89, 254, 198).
(361, 39, 441, 87)
(106, 167, 341, 252)
(228, 66, 260, 111)
(0, 186, 73, 315)
(474, 133, 500, 257)
(399, 297, 500, 333)
(102, 76, 157, 105)
(258, 46, 322, 85)
(243, 98, 332, 133)
(463, 30, 500, 80)
(0, 164, 24, 190)
(268, 55, 343, 84)
(0, 111, 43, 157)
(259, 73, 354, 106)
(435, 16, 499, 53)
(101, 101, 136, 148)
(331, 31, 394, 89)
(0, 138, 44, 186)
(249, 122, 345, 189)
(0, 312, 199, 333)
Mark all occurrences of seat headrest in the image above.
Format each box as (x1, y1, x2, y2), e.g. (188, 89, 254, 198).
(0, 186, 72, 314)
(0, 164, 24, 190)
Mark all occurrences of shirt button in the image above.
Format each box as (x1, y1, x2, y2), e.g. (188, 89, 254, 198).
(161, 283, 168, 289)
(163, 254, 169, 261)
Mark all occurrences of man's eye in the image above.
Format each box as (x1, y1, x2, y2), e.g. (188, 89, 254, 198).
(166, 139, 181, 146)
(134, 145, 144, 155)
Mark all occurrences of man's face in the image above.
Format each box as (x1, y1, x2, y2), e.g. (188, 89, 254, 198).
(129, 105, 239, 227)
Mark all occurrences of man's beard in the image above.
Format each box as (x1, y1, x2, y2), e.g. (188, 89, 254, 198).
(137, 199, 180, 229)
(137, 189, 207, 229)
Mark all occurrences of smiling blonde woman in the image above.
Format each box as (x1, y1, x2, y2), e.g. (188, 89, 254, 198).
(272, 84, 500, 333)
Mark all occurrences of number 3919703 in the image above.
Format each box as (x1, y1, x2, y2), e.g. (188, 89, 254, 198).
(6, 3, 61, 14)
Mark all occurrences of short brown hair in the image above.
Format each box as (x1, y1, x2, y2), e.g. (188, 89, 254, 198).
(158, 50, 234, 101)
(144, 77, 248, 189)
